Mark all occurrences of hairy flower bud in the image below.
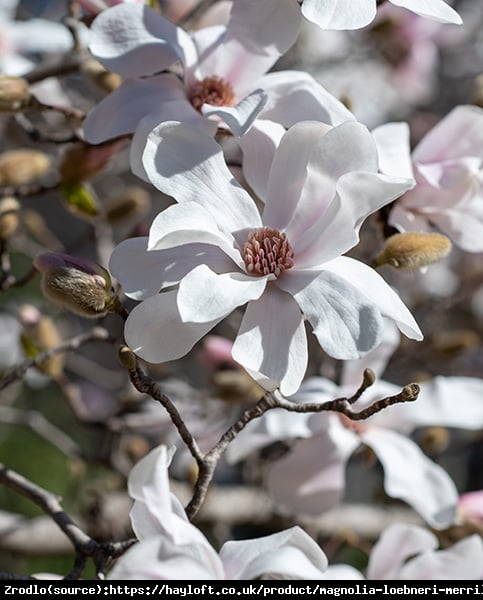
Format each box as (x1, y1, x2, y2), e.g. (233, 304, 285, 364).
(105, 186, 150, 228)
(59, 139, 126, 184)
(0, 76, 33, 112)
(34, 252, 118, 318)
(0, 197, 20, 239)
(80, 57, 122, 94)
(374, 232, 452, 270)
(0, 149, 51, 186)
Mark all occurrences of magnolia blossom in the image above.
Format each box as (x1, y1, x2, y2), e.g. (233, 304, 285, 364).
(301, 0, 462, 30)
(110, 120, 421, 396)
(76, 0, 145, 16)
(227, 323, 483, 529)
(389, 105, 483, 252)
(107, 445, 333, 580)
(366, 523, 483, 580)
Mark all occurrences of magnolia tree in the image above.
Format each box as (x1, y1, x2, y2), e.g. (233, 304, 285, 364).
(0, 0, 483, 581)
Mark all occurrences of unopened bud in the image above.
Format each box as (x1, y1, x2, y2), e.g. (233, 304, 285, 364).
(374, 232, 452, 270)
(118, 345, 137, 371)
(34, 252, 116, 318)
(0, 76, 33, 112)
(59, 139, 126, 184)
(0, 149, 51, 186)
(80, 57, 122, 94)
(105, 186, 150, 228)
(0, 197, 20, 239)
(401, 383, 420, 401)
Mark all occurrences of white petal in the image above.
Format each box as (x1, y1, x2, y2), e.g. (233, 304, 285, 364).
(109, 237, 235, 300)
(177, 264, 268, 323)
(125, 290, 221, 364)
(302, 0, 376, 30)
(322, 565, 365, 580)
(426, 209, 483, 253)
(322, 257, 423, 341)
(143, 122, 262, 232)
(280, 270, 384, 360)
(391, 0, 462, 25)
(220, 526, 328, 580)
(202, 89, 267, 137)
(361, 429, 458, 529)
(89, 3, 194, 77)
(367, 523, 438, 580)
(232, 286, 307, 396)
(259, 70, 355, 128)
(83, 74, 186, 144)
(372, 122, 414, 180)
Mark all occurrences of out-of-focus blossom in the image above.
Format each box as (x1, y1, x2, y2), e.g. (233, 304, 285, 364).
(389, 105, 483, 252)
(227, 323, 483, 529)
(458, 490, 483, 525)
(300, 0, 462, 31)
(110, 120, 420, 396)
(107, 445, 332, 579)
(76, 0, 145, 16)
(366, 523, 483, 579)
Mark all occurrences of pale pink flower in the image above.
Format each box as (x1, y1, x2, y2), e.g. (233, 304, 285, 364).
(110, 120, 420, 396)
(389, 105, 483, 252)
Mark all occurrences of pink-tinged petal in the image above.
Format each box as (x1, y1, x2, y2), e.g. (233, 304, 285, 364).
(413, 105, 483, 164)
(238, 120, 286, 202)
(232, 286, 307, 396)
(107, 536, 223, 579)
(89, 3, 195, 77)
(125, 290, 221, 363)
(400, 535, 483, 580)
(404, 376, 483, 431)
(259, 70, 355, 128)
(280, 269, 383, 360)
(371, 122, 414, 180)
(367, 523, 438, 580)
(201, 88, 267, 137)
(142, 122, 262, 232)
(109, 237, 235, 300)
(177, 264, 268, 323)
(388, 202, 432, 233)
(147, 202, 243, 268)
(425, 210, 483, 253)
(294, 172, 413, 267)
(391, 0, 462, 25)
(302, 0, 376, 30)
(220, 527, 328, 580)
(361, 428, 458, 529)
(200, 0, 301, 95)
(82, 74, 186, 144)
(322, 257, 423, 341)
(262, 121, 333, 232)
(266, 424, 359, 515)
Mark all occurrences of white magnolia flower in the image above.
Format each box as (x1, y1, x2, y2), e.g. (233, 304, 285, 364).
(107, 445, 331, 580)
(110, 120, 421, 396)
(301, 0, 462, 30)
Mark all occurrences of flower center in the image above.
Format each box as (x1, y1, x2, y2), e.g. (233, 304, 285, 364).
(243, 227, 295, 277)
(189, 76, 236, 112)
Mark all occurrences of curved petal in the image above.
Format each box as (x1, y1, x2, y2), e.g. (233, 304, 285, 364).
(259, 70, 355, 128)
(367, 523, 438, 580)
(280, 269, 384, 360)
(322, 565, 365, 580)
(371, 122, 414, 180)
(142, 122, 262, 232)
(302, 0, 376, 30)
(400, 535, 483, 580)
(322, 257, 423, 341)
(200, 0, 301, 95)
(83, 74, 186, 144)
(109, 237, 235, 300)
(391, 0, 462, 25)
(361, 428, 458, 529)
(232, 286, 307, 396)
(220, 526, 328, 580)
(125, 290, 221, 363)
(426, 209, 483, 253)
(89, 3, 195, 77)
(177, 264, 268, 323)
(202, 88, 267, 137)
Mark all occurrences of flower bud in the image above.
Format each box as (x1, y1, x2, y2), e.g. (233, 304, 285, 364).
(0, 149, 51, 186)
(80, 57, 122, 94)
(0, 197, 20, 240)
(118, 345, 137, 371)
(105, 186, 150, 228)
(374, 232, 452, 270)
(59, 139, 126, 184)
(0, 76, 33, 113)
(33, 252, 117, 318)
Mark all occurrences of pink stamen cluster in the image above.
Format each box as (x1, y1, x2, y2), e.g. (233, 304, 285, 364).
(243, 227, 295, 277)
(189, 76, 236, 111)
